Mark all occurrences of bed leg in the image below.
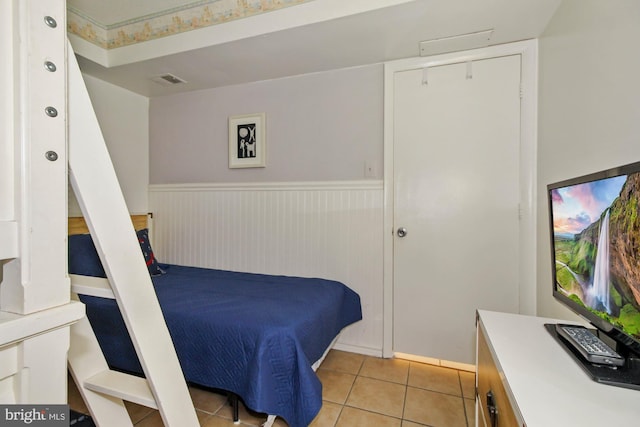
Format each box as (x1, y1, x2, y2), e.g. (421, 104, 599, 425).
(228, 392, 239, 423)
(262, 415, 277, 427)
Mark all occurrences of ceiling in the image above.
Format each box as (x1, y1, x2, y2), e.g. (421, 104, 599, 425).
(68, 0, 207, 26)
(68, 0, 562, 97)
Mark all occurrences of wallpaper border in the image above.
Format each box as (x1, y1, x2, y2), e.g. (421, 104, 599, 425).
(67, 0, 314, 50)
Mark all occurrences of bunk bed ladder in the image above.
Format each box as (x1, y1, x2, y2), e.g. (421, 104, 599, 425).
(65, 41, 199, 427)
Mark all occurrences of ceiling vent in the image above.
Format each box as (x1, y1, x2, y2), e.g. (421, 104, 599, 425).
(150, 73, 187, 86)
(419, 29, 494, 56)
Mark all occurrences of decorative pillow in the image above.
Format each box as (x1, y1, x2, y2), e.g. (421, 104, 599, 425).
(136, 228, 165, 276)
(68, 229, 165, 278)
(68, 233, 107, 278)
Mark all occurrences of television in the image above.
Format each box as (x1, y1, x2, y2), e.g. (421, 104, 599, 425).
(548, 160, 640, 389)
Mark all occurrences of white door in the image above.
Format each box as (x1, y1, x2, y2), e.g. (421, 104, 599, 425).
(392, 55, 521, 364)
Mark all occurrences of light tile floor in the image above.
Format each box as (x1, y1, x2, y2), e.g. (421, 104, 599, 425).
(68, 350, 476, 427)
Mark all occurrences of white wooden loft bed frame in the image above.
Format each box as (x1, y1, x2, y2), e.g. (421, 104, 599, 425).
(0, 0, 84, 408)
(1, 3, 197, 425)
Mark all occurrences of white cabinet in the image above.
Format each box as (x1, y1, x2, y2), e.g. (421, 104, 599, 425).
(476, 310, 640, 427)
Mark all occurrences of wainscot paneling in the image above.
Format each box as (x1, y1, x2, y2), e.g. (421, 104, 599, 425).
(149, 181, 384, 355)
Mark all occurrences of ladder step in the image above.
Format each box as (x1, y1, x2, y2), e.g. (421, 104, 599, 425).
(70, 274, 115, 299)
(85, 370, 158, 409)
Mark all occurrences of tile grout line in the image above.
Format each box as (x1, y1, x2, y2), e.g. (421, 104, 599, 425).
(402, 362, 412, 423)
(338, 357, 362, 419)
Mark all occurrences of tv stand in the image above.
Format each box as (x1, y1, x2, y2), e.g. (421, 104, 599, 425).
(476, 310, 640, 427)
(544, 323, 640, 391)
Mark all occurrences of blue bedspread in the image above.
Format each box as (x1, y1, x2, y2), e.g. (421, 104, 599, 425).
(79, 265, 362, 426)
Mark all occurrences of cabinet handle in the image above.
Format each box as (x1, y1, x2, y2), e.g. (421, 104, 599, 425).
(486, 390, 498, 427)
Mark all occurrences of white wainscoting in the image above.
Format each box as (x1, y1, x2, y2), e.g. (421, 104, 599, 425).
(149, 180, 384, 356)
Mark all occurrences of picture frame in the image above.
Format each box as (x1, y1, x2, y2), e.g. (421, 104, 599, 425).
(228, 113, 266, 168)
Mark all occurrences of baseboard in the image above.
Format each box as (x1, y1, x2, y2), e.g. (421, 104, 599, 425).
(333, 342, 382, 358)
(394, 352, 476, 372)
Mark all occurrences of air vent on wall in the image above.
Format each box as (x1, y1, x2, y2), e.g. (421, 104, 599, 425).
(150, 73, 187, 86)
(419, 29, 494, 56)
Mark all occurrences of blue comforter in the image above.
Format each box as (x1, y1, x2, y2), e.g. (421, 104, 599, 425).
(79, 265, 362, 426)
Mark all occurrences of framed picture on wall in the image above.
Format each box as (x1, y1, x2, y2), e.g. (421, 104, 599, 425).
(228, 113, 266, 168)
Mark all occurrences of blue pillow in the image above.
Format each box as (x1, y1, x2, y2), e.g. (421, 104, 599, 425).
(68, 229, 165, 277)
(136, 228, 165, 276)
(68, 233, 107, 278)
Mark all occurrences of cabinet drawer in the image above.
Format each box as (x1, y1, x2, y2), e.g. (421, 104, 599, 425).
(477, 325, 522, 427)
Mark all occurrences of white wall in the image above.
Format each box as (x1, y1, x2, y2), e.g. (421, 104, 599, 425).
(147, 64, 386, 353)
(149, 64, 383, 184)
(69, 74, 149, 216)
(537, 0, 640, 319)
(149, 181, 384, 355)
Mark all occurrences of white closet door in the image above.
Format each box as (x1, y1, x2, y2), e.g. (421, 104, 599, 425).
(392, 55, 521, 364)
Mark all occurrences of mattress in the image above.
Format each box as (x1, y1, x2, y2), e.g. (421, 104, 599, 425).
(79, 264, 362, 427)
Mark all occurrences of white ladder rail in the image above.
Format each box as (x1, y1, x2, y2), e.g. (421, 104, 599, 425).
(66, 40, 199, 427)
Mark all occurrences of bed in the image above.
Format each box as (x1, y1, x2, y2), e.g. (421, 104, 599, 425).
(68, 216, 362, 427)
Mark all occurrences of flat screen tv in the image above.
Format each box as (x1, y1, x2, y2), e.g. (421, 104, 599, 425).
(548, 161, 640, 389)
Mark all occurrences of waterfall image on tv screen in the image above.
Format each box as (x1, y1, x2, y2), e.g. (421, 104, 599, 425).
(551, 172, 640, 341)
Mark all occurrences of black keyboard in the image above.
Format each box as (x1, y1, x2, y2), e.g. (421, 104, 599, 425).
(556, 324, 625, 367)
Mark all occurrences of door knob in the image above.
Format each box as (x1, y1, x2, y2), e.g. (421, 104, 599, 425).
(396, 227, 407, 238)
